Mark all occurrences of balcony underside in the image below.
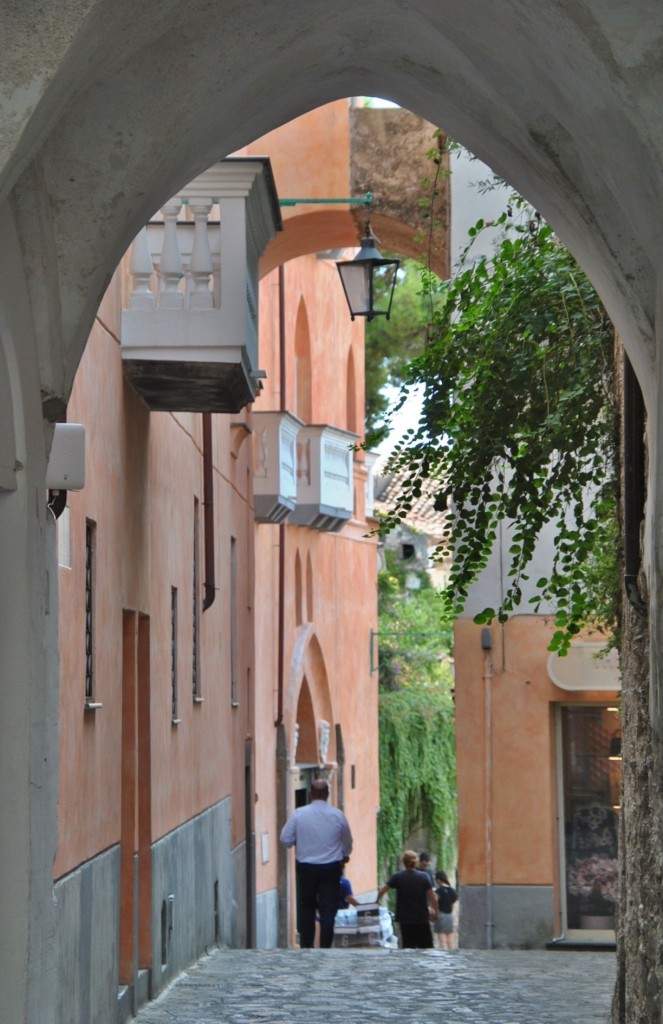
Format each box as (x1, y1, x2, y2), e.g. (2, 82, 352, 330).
(289, 504, 351, 533)
(254, 494, 296, 525)
(122, 357, 255, 413)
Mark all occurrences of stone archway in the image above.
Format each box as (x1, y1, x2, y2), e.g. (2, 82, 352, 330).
(4, 3, 662, 403)
(5, 5, 663, 1019)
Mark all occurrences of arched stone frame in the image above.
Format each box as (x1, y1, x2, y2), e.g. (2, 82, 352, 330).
(4, 7, 660, 418)
(286, 626, 335, 770)
(282, 626, 336, 946)
(259, 209, 449, 281)
(6, 3, 663, 1007)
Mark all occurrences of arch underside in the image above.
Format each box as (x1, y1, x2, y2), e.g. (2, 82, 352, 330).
(3, 0, 662, 412)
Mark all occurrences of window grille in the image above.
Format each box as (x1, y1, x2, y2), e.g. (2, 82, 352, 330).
(85, 520, 95, 702)
(171, 587, 180, 723)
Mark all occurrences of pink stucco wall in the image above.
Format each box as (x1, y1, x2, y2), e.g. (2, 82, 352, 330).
(56, 104, 380, 930)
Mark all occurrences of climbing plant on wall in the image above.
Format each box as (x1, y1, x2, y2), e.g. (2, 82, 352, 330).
(378, 684, 457, 877)
(376, 551, 456, 877)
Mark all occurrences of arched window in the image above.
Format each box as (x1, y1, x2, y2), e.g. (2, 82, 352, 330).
(294, 551, 303, 627)
(295, 298, 312, 424)
(346, 346, 358, 435)
(306, 552, 314, 623)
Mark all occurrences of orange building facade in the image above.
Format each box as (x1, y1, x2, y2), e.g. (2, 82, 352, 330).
(455, 611, 621, 948)
(54, 103, 381, 1021)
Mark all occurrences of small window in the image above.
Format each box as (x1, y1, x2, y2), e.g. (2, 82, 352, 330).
(171, 587, 180, 724)
(84, 519, 97, 706)
(231, 537, 238, 707)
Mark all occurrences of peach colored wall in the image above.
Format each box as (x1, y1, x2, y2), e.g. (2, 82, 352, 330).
(455, 616, 619, 889)
(56, 104, 379, 932)
(56, 269, 255, 876)
(245, 100, 352, 212)
(252, 253, 379, 903)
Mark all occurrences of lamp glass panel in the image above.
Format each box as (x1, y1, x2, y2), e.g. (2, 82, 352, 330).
(338, 262, 372, 315)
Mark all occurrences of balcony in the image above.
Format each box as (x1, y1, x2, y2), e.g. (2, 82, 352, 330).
(252, 410, 304, 524)
(290, 425, 358, 532)
(121, 158, 281, 413)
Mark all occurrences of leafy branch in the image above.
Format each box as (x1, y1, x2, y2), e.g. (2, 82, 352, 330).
(378, 203, 619, 654)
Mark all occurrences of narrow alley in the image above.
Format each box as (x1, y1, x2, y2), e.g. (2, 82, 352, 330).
(133, 947, 615, 1023)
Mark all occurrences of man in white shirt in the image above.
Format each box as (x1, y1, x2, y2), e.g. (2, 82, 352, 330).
(280, 778, 353, 948)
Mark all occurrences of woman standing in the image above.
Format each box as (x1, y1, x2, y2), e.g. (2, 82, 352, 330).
(378, 850, 438, 948)
(433, 870, 458, 949)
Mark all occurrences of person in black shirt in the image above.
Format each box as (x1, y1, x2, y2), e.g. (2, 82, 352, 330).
(433, 870, 458, 949)
(378, 849, 437, 948)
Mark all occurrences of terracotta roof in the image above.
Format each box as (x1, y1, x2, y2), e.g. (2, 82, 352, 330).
(373, 453, 449, 544)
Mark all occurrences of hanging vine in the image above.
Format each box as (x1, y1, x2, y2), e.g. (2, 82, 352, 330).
(376, 552, 457, 878)
(378, 201, 619, 654)
(378, 684, 457, 877)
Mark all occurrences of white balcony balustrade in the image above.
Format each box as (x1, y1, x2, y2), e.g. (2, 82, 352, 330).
(121, 158, 281, 413)
(363, 450, 380, 520)
(290, 425, 358, 532)
(252, 411, 304, 524)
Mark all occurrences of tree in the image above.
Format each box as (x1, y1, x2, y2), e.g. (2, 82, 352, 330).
(364, 260, 429, 442)
(379, 205, 619, 654)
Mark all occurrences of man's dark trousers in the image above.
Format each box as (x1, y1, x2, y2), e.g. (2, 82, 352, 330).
(296, 860, 343, 948)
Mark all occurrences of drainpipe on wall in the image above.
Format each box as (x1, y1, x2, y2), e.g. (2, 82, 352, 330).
(482, 626, 494, 950)
(202, 412, 216, 611)
(275, 264, 287, 725)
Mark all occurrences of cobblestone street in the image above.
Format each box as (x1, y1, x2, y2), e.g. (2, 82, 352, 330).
(134, 948, 616, 1024)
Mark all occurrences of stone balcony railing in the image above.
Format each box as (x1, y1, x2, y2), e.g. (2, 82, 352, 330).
(121, 158, 281, 413)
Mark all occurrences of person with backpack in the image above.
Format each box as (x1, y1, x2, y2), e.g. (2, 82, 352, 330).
(433, 870, 458, 949)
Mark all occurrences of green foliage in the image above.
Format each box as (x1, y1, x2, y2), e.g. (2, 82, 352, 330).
(378, 685, 457, 878)
(364, 261, 429, 442)
(379, 205, 619, 654)
(377, 550, 453, 691)
(376, 551, 456, 877)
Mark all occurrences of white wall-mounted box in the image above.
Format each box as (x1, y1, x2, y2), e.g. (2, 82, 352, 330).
(46, 424, 86, 490)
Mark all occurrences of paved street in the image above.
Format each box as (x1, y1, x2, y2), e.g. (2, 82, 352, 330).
(134, 947, 616, 1024)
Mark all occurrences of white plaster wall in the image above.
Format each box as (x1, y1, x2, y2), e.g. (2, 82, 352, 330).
(450, 149, 513, 271)
(0, 199, 59, 1023)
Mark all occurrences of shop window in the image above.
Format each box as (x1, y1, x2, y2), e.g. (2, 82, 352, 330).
(559, 705, 621, 934)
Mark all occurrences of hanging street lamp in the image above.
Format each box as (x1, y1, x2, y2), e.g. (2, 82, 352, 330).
(336, 225, 400, 322)
(277, 193, 400, 321)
